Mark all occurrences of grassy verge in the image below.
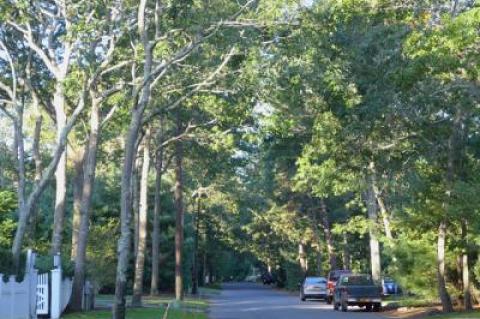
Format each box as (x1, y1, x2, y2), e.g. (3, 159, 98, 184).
(63, 294, 209, 319)
(383, 296, 440, 309)
(428, 310, 480, 318)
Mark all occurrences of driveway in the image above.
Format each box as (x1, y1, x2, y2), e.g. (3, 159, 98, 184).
(209, 282, 388, 319)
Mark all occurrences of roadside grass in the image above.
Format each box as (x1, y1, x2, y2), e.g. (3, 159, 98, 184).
(383, 295, 440, 308)
(428, 310, 480, 318)
(63, 294, 209, 319)
(62, 307, 208, 319)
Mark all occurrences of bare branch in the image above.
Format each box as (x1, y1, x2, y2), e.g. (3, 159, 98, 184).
(144, 46, 236, 124)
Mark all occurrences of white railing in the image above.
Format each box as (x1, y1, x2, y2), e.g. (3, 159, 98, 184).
(36, 273, 49, 315)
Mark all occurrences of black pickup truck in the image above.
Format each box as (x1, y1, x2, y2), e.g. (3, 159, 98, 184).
(333, 274, 382, 312)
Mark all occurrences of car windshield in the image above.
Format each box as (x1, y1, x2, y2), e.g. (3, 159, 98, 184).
(330, 271, 350, 281)
(305, 277, 326, 284)
(341, 276, 373, 286)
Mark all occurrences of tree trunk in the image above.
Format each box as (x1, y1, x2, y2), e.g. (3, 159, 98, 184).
(132, 157, 141, 258)
(437, 220, 453, 312)
(367, 169, 381, 283)
(113, 2, 154, 313)
(29, 98, 43, 239)
(11, 84, 86, 266)
(462, 219, 472, 310)
(192, 194, 201, 295)
(69, 96, 101, 311)
(150, 130, 163, 296)
(309, 205, 323, 276)
(320, 199, 337, 270)
(71, 148, 85, 260)
(298, 241, 307, 275)
(342, 232, 350, 270)
(174, 116, 184, 301)
(132, 130, 151, 307)
(52, 83, 67, 255)
(374, 188, 393, 241)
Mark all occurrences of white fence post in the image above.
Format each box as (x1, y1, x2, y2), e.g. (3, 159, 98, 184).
(26, 250, 38, 319)
(51, 254, 62, 319)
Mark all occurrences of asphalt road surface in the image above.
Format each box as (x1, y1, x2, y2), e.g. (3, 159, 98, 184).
(209, 282, 388, 319)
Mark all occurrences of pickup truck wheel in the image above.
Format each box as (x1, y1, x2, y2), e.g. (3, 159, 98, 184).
(373, 303, 381, 312)
(365, 304, 372, 312)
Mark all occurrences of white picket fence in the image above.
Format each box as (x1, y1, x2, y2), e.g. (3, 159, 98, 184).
(0, 251, 74, 319)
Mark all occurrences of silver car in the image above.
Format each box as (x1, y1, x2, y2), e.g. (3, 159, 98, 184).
(300, 276, 328, 301)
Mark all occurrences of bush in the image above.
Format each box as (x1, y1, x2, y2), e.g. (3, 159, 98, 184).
(0, 248, 26, 281)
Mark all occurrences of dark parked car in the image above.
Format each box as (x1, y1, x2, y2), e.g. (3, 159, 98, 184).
(333, 274, 382, 312)
(326, 269, 352, 304)
(382, 277, 400, 296)
(300, 276, 327, 301)
(261, 272, 274, 285)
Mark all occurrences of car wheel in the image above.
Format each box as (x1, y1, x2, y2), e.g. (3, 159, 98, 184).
(333, 301, 339, 311)
(365, 304, 372, 312)
(373, 303, 381, 312)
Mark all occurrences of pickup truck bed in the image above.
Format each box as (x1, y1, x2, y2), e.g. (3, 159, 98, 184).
(333, 274, 382, 312)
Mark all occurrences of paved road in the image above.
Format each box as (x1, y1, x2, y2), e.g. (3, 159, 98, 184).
(209, 282, 388, 319)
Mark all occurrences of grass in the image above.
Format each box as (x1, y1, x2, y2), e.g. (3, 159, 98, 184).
(63, 294, 209, 319)
(62, 307, 208, 319)
(383, 295, 440, 308)
(429, 310, 480, 318)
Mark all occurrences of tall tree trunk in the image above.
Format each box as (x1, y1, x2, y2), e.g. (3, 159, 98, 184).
(367, 167, 381, 282)
(309, 205, 323, 276)
(150, 130, 163, 296)
(11, 83, 87, 267)
(174, 116, 184, 301)
(342, 232, 350, 270)
(437, 220, 453, 312)
(192, 194, 201, 295)
(29, 96, 42, 239)
(71, 148, 85, 260)
(373, 187, 393, 241)
(320, 199, 337, 270)
(69, 96, 101, 311)
(113, 0, 154, 313)
(132, 130, 151, 306)
(52, 83, 67, 255)
(132, 157, 141, 258)
(298, 241, 307, 275)
(462, 219, 473, 310)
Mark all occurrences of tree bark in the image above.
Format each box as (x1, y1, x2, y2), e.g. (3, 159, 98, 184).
(298, 241, 307, 275)
(367, 168, 381, 282)
(132, 130, 151, 306)
(150, 129, 163, 296)
(462, 219, 472, 310)
(70, 95, 101, 311)
(12, 81, 87, 266)
(342, 232, 350, 270)
(174, 116, 185, 301)
(113, 0, 153, 314)
(71, 148, 86, 260)
(308, 204, 323, 276)
(132, 156, 141, 258)
(192, 194, 201, 295)
(52, 83, 67, 255)
(28, 95, 42, 239)
(437, 220, 453, 312)
(320, 199, 337, 270)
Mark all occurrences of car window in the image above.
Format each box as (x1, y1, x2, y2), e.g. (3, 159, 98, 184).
(305, 277, 326, 284)
(343, 276, 373, 286)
